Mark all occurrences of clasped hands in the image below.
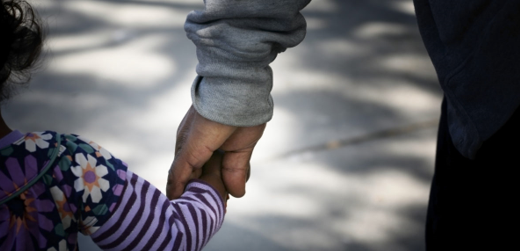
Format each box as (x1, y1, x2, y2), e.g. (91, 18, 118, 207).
(167, 105, 266, 200)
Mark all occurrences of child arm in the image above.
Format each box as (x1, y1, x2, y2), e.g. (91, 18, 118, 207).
(89, 172, 225, 251)
(60, 135, 226, 251)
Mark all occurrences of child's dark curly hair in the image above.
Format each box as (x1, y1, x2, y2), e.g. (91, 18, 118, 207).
(0, 0, 43, 103)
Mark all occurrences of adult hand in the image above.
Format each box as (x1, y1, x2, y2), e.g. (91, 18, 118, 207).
(167, 105, 266, 200)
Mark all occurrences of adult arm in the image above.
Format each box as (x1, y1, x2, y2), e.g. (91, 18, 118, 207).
(168, 0, 311, 199)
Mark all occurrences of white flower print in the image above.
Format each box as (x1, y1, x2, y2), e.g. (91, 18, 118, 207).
(49, 186, 74, 230)
(71, 153, 110, 203)
(81, 216, 100, 235)
(47, 239, 67, 251)
(14, 132, 52, 152)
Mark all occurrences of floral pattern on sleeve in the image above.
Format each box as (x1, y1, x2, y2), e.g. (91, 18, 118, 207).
(0, 131, 127, 251)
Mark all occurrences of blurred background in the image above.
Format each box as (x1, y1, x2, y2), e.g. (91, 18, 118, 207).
(3, 0, 442, 250)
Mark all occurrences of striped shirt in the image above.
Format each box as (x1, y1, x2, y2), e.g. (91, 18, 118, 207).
(92, 172, 225, 251)
(0, 131, 225, 251)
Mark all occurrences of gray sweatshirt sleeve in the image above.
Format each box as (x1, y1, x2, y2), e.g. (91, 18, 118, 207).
(185, 0, 311, 127)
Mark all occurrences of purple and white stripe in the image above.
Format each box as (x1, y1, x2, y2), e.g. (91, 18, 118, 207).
(90, 171, 225, 251)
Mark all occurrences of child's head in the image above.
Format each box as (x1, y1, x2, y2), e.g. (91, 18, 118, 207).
(0, 0, 43, 104)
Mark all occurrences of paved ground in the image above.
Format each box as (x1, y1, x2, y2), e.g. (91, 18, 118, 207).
(4, 0, 442, 250)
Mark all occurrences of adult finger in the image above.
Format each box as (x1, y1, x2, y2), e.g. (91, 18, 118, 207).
(220, 124, 266, 197)
(221, 149, 253, 198)
(167, 107, 236, 199)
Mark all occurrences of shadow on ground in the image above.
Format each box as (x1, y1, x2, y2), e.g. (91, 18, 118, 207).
(4, 0, 440, 250)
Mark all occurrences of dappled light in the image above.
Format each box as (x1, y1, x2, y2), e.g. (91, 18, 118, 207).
(3, 0, 441, 250)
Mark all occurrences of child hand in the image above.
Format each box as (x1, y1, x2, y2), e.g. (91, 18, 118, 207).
(199, 150, 229, 202)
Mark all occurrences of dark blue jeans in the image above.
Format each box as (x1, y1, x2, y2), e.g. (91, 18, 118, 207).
(426, 99, 519, 250)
